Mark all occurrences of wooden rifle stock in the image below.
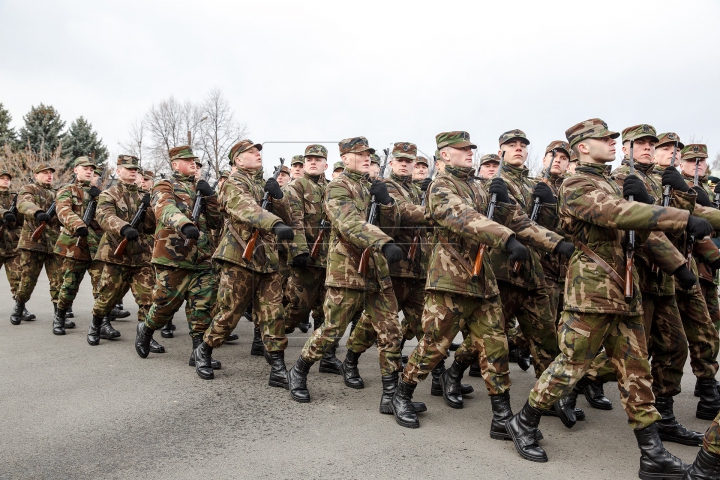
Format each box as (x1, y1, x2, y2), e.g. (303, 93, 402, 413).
(408, 229, 420, 262)
(31, 222, 47, 241)
(358, 247, 371, 276)
(625, 250, 634, 302)
(310, 219, 328, 260)
(242, 230, 260, 261)
(471, 244, 486, 282)
(114, 237, 129, 257)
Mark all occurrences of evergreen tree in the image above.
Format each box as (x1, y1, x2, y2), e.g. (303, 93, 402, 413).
(63, 116, 108, 166)
(17, 103, 65, 154)
(0, 103, 16, 147)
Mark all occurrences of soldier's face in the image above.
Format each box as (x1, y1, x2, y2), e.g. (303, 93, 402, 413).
(680, 158, 707, 178)
(479, 162, 499, 179)
(623, 138, 656, 164)
(369, 163, 380, 178)
(391, 158, 414, 177)
(277, 172, 290, 187)
(443, 146, 474, 168)
(173, 159, 197, 176)
(412, 163, 428, 180)
(332, 169, 343, 179)
(117, 166, 137, 184)
(291, 163, 304, 178)
(499, 140, 529, 166)
(237, 147, 262, 170)
(35, 170, 53, 185)
(542, 151, 569, 175)
(581, 137, 616, 163)
(143, 178, 154, 190)
(75, 165, 95, 182)
(0, 175, 10, 188)
(304, 156, 326, 176)
(654, 144, 678, 167)
(343, 152, 370, 173)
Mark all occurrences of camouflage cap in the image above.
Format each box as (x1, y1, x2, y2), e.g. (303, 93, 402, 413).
(416, 156, 429, 166)
(436, 131, 477, 150)
(278, 165, 291, 175)
(681, 144, 708, 161)
(370, 153, 380, 165)
(34, 163, 56, 174)
(169, 145, 198, 161)
(656, 132, 685, 150)
(291, 155, 305, 166)
(498, 129, 530, 146)
(117, 154, 141, 170)
(569, 150, 578, 163)
(304, 144, 328, 159)
(143, 170, 155, 178)
(228, 139, 262, 160)
(339, 136, 375, 155)
(545, 140, 571, 158)
(565, 118, 620, 149)
(332, 161, 345, 172)
(392, 142, 417, 161)
(219, 170, 230, 179)
(194, 158, 203, 167)
(479, 153, 501, 165)
(621, 124, 659, 144)
(0, 170, 12, 179)
(73, 156, 97, 169)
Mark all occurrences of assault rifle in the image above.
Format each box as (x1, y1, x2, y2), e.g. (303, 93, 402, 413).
(242, 159, 285, 261)
(408, 160, 436, 261)
(472, 151, 505, 282)
(625, 140, 636, 303)
(686, 157, 701, 266)
(310, 218, 329, 260)
(0, 193, 18, 236)
(358, 149, 389, 275)
(76, 166, 109, 249)
(185, 167, 213, 248)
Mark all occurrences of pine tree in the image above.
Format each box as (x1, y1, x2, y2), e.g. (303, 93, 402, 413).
(0, 103, 16, 147)
(17, 103, 65, 154)
(63, 116, 109, 167)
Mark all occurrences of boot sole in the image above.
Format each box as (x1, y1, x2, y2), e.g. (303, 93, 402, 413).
(638, 470, 685, 480)
(193, 354, 215, 380)
(290, 393, 311, 403)
(87, 338, 100, 346)
(10, 319, 22, 325)
(658, 433, 703, 446)
(344, 380, 365, 389)
(379, 405, 392, 415)
(490, 430, 512, 441)
(507, 424, 548, 463)
(53, 330, 66, 335)
(318, 366, 342, 375)
(269, 379, 289, 389)
(100, 334, 121, 339)
(150, 348, 166, 354)
(160, 332, 174, 338)
(696, 410, 720, 421)
(188, 359, 220, 369)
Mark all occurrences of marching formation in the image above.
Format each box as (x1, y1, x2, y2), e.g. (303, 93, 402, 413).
(3, 118, 720, 479)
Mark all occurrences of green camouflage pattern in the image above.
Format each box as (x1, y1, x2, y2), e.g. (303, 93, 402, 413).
(229, 139, 262, 160)
(53, 180, 102, 261)
(338, 136, 374, 155)
(304, 144, 328, 159)
(384, 171, 428, 279)
(56, 256, 91, 310)
(16, 182, 60, 253)
(703, 411, 720, 455)
(479, 153, 500, 165)
(332, 161, 344, 172)
(641, 293, 687, 396)
(498, 128, 530, 146)
(92, 263, 153, 320)
(565, 118, 620, 149)
(391, 142, 417, 160)
(0, 254, 22, 298)
(283, 266, 325, 332)
(33, 163, 55, 174)
(0, 188, 22, 257)
(416, 156, 429, 166)
(681, 143, 708, 160)
(544, 140, 571, 157)
(370, 153, 380, 165)
(290, 155, 305, 165)
(621, 124, 659, 143)
(672, 287, 719, 382)
(285, 171, 328, 266)
(169, 145, 199, 161)
(435, 131, 476, 150)
(656, 132, 684, 149)
(72, 156, 97, 169)
(15, 250, 63, 304)
(117, 154, 140, 169)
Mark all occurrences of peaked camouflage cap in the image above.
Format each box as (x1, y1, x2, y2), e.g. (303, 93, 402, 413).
(34, 162, 56, 174)
(333, 161, 345, 171)
(219, 170, 231, 178)
(228, 139, 262, 160)
(392, 142, 418, 161)
(169, 145, 198, 161)
(73, 156, 97, 169)
(499, 129, 530, 146)
(479, 153, 501, 165)
(622, 124, 659, 144)
(291, 155, 305, 165)
(143, 170, 155, 179)
(681, 144, 708, 161)
(339, 136, 375, 155)
(0, 170, 12, 179)
(370, 153, 381, 164)
(656, 132, 685, 150)
(545, 140, 572, 158)
(416, 156, 429, 166)
(304, 144, 328, 159)
(278, 165, 291, 175)
(117, 154, 141, 170)
(194, 158, 203, 167)
(565, 118, 620, 149)
(436, 131, 477, 150)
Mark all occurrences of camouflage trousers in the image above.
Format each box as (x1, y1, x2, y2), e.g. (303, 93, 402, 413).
(16, 249, 63, 304)
(283, 266, 325, 333)
(700, 280, 720, 333)
(92, 263, 153, 321)
(402, 291, 511, 395)
(529, 310, 661, 430)
(676, 286, 720, 380)
(498, 281, 559, 378)
(145, 265, 217, 338)
(546, 279, 564, 328)
(394, 277, 426, 342)
(88, 260, 102, 299)
(57, 257, 91, 310)
(302, 286, 402, 376)
(0, 254, 22, 298)
(203, 261, 286, 352)
(703, 410, 720, 455)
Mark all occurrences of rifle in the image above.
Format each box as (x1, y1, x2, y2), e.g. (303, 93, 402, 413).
(310, 218, 328, 259)
(661, 141, 679, 208)
(184, 167, 213, 248)
(685, 158, 701, 266)
(113, 199, 149, 256)
(624, 141, 636, 303)
(408, 160, 436, 261)
(472, 151, 505, 282)
(358, 149, 390, 275)
(0, 193, 18, 236)
(76, 167, 110, 249)
(242, 158, 285, 261)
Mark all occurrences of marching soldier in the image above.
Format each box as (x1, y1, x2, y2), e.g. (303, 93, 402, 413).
(331, 161, 344, 179)
(277, 164, 291, 187)
(369, 153, 381, 180)
(289, 155, 304, 180)
(412, 156, 429, 181)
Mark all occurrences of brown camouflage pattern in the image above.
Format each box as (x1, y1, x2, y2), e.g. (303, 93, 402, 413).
(285, 171, 328, 267)
(16, 182, 60, 253)
(0, 254, 21, 298)
(92, 264, 153, 320)
(703, 411, 720, 455)
(56, 257, 92, 310)
(53, 180, 102, 262)
(283, 266, 325, 332)
(621, 124, 659, 143)
(15, 250, 63, 303)
(565, 118, 620, 149)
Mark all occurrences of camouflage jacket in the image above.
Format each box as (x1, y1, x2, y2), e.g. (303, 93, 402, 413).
(384, 172, 429, 279)
(95, 181, 156, 267)
(151, 172, 220, 270)
(16, 181, 60, 253)
(488, 162, 564, 289)
(559, 162, 690, 315)
(535, 173, 568, 284)
(213, 168, 292, 273)
(0, 189, 22, 257)
(681, 171, 720, 284)
(324, 168, 400, 292)
(286, 171, 328, 268)
(53, 180, 102, 261)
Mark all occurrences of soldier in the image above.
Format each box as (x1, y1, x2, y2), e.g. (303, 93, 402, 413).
(567, 151, 578, 174)
(12, 163, 63, 325)
(331, 161, 344, 179)
(135, 146, 221, 366)
(412, 156, 429, 181)
(506, 119, 710, 478)
(369, 153, 381, 180)
(216, 170, 230, 191)
(277, 165, 291, 188)
(140, 170, 155, 193)
(477, 153, 501, 180)
(0, 170, 31, 321)
(289, 155, 304, 180)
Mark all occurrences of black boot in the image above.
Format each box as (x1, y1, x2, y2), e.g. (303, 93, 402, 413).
(22, 307, 36, 321)
(243, 304, 253, 322)
(468, 360, 482, 377)
(268, 351, 289, 389)
(65, 306, 74, 318)
(298, 315, 312, 333)
(441, 360, 468, 409)
(250, 327, 265, 356)
(318, 344, 343, 375)
(490, 391, 514, 440)
(684, 448, 720, 479)
(449, 341, 460, 351)
(87, 315, 102, 346)
(579, 376, 613, 410)
(517, 349, 532, 371)
(634, 423, 688, 480)
(226, 332, 239, 342)
(53, 307, 67, 335)
(10, 301, 24, 325)
(696, 378, 720, 420)
(160, 319, 174, 338)
(694, 378, 720, 398)
(566, 384, 585, 420)
(149, 337, 166, 354)
(379, 372, 427, 415)
(507, 401, 548, 463)
(287, 356, 313, 403)
(341, 350, 364, 389)
(63, 307, 75, 329)
(188, 336, 219, 369)
(109, 304, 130, 319)
(552, 396, 577, 429)
(655, 396, 703, 446)
(99, 317, 121, 339)
(431, 360, 474, 396)
(192, 341, 215, 380)
(391, 379, 419, 428)
(135, 322, 154, 358)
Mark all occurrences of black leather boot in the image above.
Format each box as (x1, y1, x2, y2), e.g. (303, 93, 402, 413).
(192, 341, 215, 380)
(441, 360, 468, 409)
(10, 301, 24, 325)
(53, 307, 67, 335)
(22, 307, 36, 321)
(109, 304, 130, 319)
(517, 349, 531, 371)
(391, 379, 419, 428)
(449, 341, 460, 351)
(319, 344, 343, 375)
(287, 356, 313, 403)
(489, 391, 514, 440)
(431, 360, 474, 396)
(250, 327, 265, 356)
(578, 376, 613, 410)
(298, 316, 312, 333)
(566, 385, 586, 420)
(684, 448, 720, 479)
(149, 337, 165, 354)
(552, 396, 577, 429)
(65, 306, 74, 318)
(694, 378, 720, 398)
(379, 372, 427, 415)
(507, 401, 548, 463)
(62, 307, 75, 329)
(655, 395, 703, 446)
(243, 304, 253, 322)
(226, 332, 239, 342)
(634, 423, 688, 480)
(135, 322, 154, 358)
(188, 336, 219, 369)
(696, 378, 720, 420)
(160, 319, 174, 338)
(468, 360, 482, 377)
(342, 350, 364, 389)
(87, 315, 102, 346)
(268, 351, 289, 389)
(99, 317, 121, 339)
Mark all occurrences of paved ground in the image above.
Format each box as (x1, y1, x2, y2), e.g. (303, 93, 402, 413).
(0, 271, 712, 479)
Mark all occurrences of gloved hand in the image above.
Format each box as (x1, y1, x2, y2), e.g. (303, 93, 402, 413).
(381, 242, 403, 264)
(554, 241, 575, 258)
(196, 179, 215, 197)
(420, 178, 432, 192)
(264, 178, 283, 199)
(488, 178, 510, 204)
(272, 222, 294, 241)
(291, 253, 310, 268)
(506, 236, 528, 264)
(35, 211, 50, 223)
(75, 227, 89, 237)
(89, 186, 101, 198)
(686, 216, 713, 239)
(3, 212, 16, 223)
(120, 225, 139, 240)
(533, 182, 556, 205)
(141, 193, 151, 207)
(370, 180, 393, 205)
(692, 186, 713, 207)
(622, 174, 654, 204)
(673, 264, 698, 290)
(661, 168, 690, 192)
(181, 224, 200, 240)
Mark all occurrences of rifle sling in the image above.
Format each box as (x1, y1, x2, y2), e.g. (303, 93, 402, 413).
(437, 235, 474, 277)
(578, 242, 625, 291)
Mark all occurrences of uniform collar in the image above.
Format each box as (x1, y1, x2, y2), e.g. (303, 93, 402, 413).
(445, 165, 474, 180)
(576, 162, 611, 176)
(390, 171, 412, 185)
(342, 168, 369, 183)
(502, 162, 529, 179)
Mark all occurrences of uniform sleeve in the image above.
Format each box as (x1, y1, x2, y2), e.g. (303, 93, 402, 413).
(694, 237, 720, 264)
(203, 193, 221, 230)
(96, 190, 129, 236)
(693, 205, 720, 230)
(612, 168, 659, 204)
(56, 185, 85, 234)
(17, 185, 42, 218)
(152, 180, 192, 233)
(286, 181, 309, 257)
(499, 202, 563, 253)
(326, 181, 393, 249)
(225, 180, 282, 231)
(644, 232, 685, 274)
(386, 181, 428, 227)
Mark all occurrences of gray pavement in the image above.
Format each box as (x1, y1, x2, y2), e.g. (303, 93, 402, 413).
(0, 271, 712, 479)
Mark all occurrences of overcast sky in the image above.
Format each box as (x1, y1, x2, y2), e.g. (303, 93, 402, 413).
(2, 0, 719, 175)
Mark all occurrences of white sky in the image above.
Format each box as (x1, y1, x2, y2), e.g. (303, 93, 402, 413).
(2, 0, 719, 175)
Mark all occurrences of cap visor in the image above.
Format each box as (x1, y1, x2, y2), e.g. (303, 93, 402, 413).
(451, 141, 477, 149)
(501, 137, 529, 146)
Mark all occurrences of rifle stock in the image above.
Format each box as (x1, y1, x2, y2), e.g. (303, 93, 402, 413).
(358, 247, 371, 276)
(310, 219, 327, 260)
(114, 237, 129, 257)
(471, 244, 486, 281)
(31, 222, 47, 241)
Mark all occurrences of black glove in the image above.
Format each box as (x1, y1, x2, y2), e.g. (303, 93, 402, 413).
(89, 186, 101, 198)
(196, 179, 214, 197)
(692, 186, 713, 207)
(505, 236, 528, 264)
(291, 253, 310, 268)
(686, 216, 713, 239)
(709, 258, 720, 270)
(264, 178, 283, 199)
(533, 182, 556, 205)
(622, 174, 654, 204)
(381, 242, 403, 264)
(141, 193, 151, 207)
(369, 180, 393, 206)
(3, 212, 16, 223)
(661, 168, 689, 193)
(181, 224, 200, 240)
(488, 178, 510, 204)
(554, 241, 575, 258)
(420, 178, 432, 192)
(673, 264, 698, 290)
(120, 225, 139, 240)
(272, 222, 294, 241)
(35, 211, 50, 223)
(75, 227, 89, 237)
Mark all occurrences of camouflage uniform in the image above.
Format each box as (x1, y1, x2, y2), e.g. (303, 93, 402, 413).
(0, 185, 22, 298)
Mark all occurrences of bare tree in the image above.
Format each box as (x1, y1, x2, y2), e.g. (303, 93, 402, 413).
(710, 152, 720, 176)
(525, 145, 542, 177)
(198, 88, 248, 178)
(0, 143, 73, 187)
(119, 117, 145, 161)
